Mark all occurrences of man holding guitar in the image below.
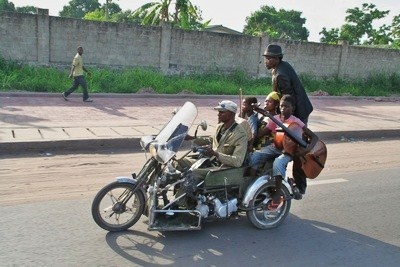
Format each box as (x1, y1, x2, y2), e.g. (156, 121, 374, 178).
(248, 95, 318, 210)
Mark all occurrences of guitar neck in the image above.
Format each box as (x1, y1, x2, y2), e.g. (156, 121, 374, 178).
(254, 107, 307, 147)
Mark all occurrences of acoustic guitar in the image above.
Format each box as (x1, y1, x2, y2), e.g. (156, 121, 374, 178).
(253, 106, 327, 179)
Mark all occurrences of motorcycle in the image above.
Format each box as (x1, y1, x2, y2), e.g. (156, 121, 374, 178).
(91, 101, 296, 232)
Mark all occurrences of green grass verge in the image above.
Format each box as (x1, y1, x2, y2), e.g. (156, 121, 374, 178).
(0, 57, 399, 96)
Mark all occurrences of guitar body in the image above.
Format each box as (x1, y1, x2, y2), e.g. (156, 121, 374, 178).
(274, 123, 303, 154)
(300, 140, 327, 179)
(273, 129, 285, 151)
(281, 123, 304, 156)
(276, 123, 327, 179)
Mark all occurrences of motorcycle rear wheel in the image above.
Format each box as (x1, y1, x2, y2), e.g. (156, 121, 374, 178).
(246, 180, 291, 229)
(91, 181, 145, 232)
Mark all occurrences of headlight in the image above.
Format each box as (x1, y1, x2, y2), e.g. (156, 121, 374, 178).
(140, 135, 155, 150)
(149, 142, 176, 163)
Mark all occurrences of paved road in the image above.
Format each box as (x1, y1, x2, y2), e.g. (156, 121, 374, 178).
(0, 140, 399, 266)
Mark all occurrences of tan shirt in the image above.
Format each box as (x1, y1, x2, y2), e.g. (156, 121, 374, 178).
(72, 53, 84, 76)
(212, 122, 248, 167)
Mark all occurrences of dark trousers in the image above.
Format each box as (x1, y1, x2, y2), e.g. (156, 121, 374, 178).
(65, 75, 89, 100)
(293, 117, 308, 194)
(293, 158, 307, 194)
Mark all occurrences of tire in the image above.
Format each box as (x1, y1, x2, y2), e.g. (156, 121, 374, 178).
(246, 180, 291, 229)
(91, 181, 145, 232)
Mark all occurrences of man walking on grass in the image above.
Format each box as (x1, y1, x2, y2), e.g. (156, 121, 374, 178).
(62, 46, 93, 102)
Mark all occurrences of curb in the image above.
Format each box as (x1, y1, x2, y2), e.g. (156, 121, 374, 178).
(1, 92, 399, 102)
(3, 129, 399, 156)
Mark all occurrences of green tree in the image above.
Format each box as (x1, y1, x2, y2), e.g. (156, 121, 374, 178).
(0, 0, 15, 12)
(319, 3, 391, 45)
(367, 24, 392, 45)
(391, 14, 400, 48)
(132, 0, 209, 30)
(1, 1, 37, 14)
(16, 6, 37, 14)
(341, 3, 389, 44)
(243, 5, 309, 40)
(84, 1, 122, 22)
(110, 10, 141, 23)
(59, 0, 100, 18)
(319, 27, 340, 44)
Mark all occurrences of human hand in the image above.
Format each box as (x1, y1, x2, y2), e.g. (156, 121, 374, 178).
(185, 134, 195, 141)
(203, 145, 218, 158)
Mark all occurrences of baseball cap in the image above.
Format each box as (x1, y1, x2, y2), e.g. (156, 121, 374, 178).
(214, 100, 237, 113)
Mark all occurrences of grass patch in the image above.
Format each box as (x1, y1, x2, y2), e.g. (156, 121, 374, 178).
(0, 57, 398, 97)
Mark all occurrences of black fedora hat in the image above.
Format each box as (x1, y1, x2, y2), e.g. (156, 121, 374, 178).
(262, 44, 283, 57)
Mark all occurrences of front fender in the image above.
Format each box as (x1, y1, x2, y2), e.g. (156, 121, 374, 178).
(115, 176, 147, 200)
(115, 176, 146, 197)
(242, 175, 293, 208)
(116, 176, 138, 185)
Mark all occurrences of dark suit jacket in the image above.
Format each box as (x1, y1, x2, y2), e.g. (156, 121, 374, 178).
(272, 61, 313, 123)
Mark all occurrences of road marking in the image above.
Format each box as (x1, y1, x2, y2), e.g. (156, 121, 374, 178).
(308, 178, 348, 186)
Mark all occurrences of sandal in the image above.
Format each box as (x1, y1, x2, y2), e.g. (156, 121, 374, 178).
(267, 196, 284, 212)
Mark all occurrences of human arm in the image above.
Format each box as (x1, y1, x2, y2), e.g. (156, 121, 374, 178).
(68, 65, 75, 78)
(276, 75, 294, 96)
(187, 135, 211, 146)
(257, 117, 277, 139)
(83, 65, 91, 76)
(248, 114, 259, 143)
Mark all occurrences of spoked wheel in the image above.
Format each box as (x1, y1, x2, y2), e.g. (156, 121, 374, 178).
(246, 180, 291, 229)
(91, 181, 145, 232)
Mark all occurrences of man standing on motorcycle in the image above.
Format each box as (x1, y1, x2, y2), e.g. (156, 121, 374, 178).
(262, 44, 313, 196)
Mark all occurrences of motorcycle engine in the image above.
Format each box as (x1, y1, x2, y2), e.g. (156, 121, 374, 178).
(195, 195, 238, 219)
(213, 197, 238, 218)
(195, 195, 209, 218)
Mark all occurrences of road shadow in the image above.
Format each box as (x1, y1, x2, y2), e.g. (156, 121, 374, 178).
(105, 214, 400, 266)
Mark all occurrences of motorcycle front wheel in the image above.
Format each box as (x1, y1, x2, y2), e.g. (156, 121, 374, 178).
(246, 180, 291, 229)
(91, 181, 145, 232)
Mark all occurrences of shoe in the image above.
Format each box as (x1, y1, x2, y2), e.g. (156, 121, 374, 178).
(294, 192, 303, 200)
(83, 98, 93, 102)
(267, 196, 284, 212)
(62, 93, 68, 101)
(292, 185, 303, 200)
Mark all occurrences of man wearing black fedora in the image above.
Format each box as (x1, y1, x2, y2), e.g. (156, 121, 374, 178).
(262, 44, 313, 197)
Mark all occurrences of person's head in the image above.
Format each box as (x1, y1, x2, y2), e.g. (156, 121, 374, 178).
(264, 91, 280, 114)
(77, 46, 84, 55)
(241, 96, 258, 114)
(279, 94, 295, 118)
(262, 44, 283, 70)
(214, 100, 237, 124)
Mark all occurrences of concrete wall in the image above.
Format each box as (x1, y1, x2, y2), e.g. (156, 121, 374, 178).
(1, 10, 400, 79)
